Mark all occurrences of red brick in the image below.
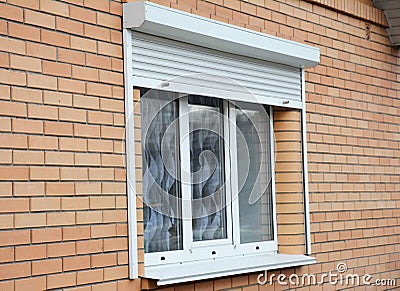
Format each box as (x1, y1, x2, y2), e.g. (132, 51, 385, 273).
(44, 121, 73, 136)
(77, 269, 103, 285)
(0, 85, 10, 101)
(0, 101, 26, 118)
(0, 3, 23, 21)
(76, 239, 102, 254)
(0, 36, 25, 54)
(0, 247, 13, 263)
(0, 19, 5, 36)
(84, 23, 110, 41)
(15, 213, 46, 228)
(42, 61, 71, 77)
(0, 70, 26, 86)
(44, 91, 72, 106)
(0, 166, 28, 180)
(30, 197, 60, 211)
(58, 48, 85, 65)
(46, 182, 75, 196)
(8, 0, 39, 9)
(27, 74, 57, 90)
(28, 135, 58, 150)
(0, 198, 29, 213)
(32, 228, 62, 243)
(110, 1, 122, 15)
(12, 119, 43, 134)
(97, 41, 122, 57)
(88, 139, 113, 152)
(73, 94, 99, 109)
(14, 182, 44, 196)
(86, 53, 111, 70)
(75, 182, 101, 195)
(92, 282, 117, 291)
(15, 245, 46, 260)
(75, 153, 100, 166)
(92, 253, 116, 268)
(0, 117, 10, 132)
(70, 5, 96, 24)
(0, 281, 14, 291)
(76, 210, 102, 225)
(103, 266, 128, 281)
(0, 150, 12, 164)
(61, 197, 89, 211)
(47, 272, 76, 289)
(0, 229, 30, 246)
(89, 168, 114, 181)
(47, 211, 75, 226)
(0, 214, 13, 229)
(32, 258, 62, 275)
(10, 55, 40, 72)
(96, 12, 120, 29)
(101, 154, 124, 167)
(110, 31, 122, 45)
(25, 9, 55, 29)
(58, 78, 86, 94)
(26, 42, 56, 60)
(0, 52, 9, 69)
(59, 137, 87, 152)
(41, 29, 70, 48)
(40, 0, 69, 17)
(60, 167, 88, 181)
(29, 166, 59, 180)
(28, 104, 58, 120)
(13, 150, 44, 164)
(91, 224, 116, 238)
(56, 16, 84, 35)
(84, 0, 109, 12)
(71, 36, 97, 53)
(12, 87, 42, 104)
(86, 82, 112, 97)
(0, 262, 30, 280)
(59, 107, 86, 123)
(63, 255, 91, 271)
(0, 182, 12, 197)
(74, 124, 100, 138)
(9, 22, 40, 42)
(99, 70, 123, 85)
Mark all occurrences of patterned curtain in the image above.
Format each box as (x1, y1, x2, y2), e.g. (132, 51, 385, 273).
(142, 90, 181, 253)
(189, 95, 226, 241)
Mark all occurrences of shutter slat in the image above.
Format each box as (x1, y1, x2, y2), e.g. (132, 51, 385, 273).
(131, 32, 302, 102)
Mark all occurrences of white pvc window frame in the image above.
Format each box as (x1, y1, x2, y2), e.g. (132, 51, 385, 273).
(144, 97, 278, 267)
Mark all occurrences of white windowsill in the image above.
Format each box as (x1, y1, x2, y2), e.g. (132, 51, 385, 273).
(144, 253, 316, 286)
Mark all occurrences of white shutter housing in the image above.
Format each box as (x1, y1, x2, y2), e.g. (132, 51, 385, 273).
(123, 1, 320, 109)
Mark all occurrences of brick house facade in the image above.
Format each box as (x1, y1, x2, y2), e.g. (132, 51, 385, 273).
(0, 0, 399, 290)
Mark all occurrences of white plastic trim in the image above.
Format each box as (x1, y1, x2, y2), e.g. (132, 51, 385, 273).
(301, 68, 312, 255)
(145, 253, 316, 285)
(123, 1, 320, 68)
(123, 28, 138, 279)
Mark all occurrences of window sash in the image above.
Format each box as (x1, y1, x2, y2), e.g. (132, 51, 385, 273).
(144, 95, 277, 267)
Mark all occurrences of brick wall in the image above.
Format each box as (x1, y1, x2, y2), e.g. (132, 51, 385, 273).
(0, 0, 136, 290)
(0, 0, 399, 290)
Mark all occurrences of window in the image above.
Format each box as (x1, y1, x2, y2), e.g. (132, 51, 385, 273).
(123, 1, 320, 282)
(141, 89, 276, 266)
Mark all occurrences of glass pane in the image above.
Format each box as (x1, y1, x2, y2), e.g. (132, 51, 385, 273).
(141, 89, 182, 253)
(188, 96, 227, 241)
(236, 103, 273, 243)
